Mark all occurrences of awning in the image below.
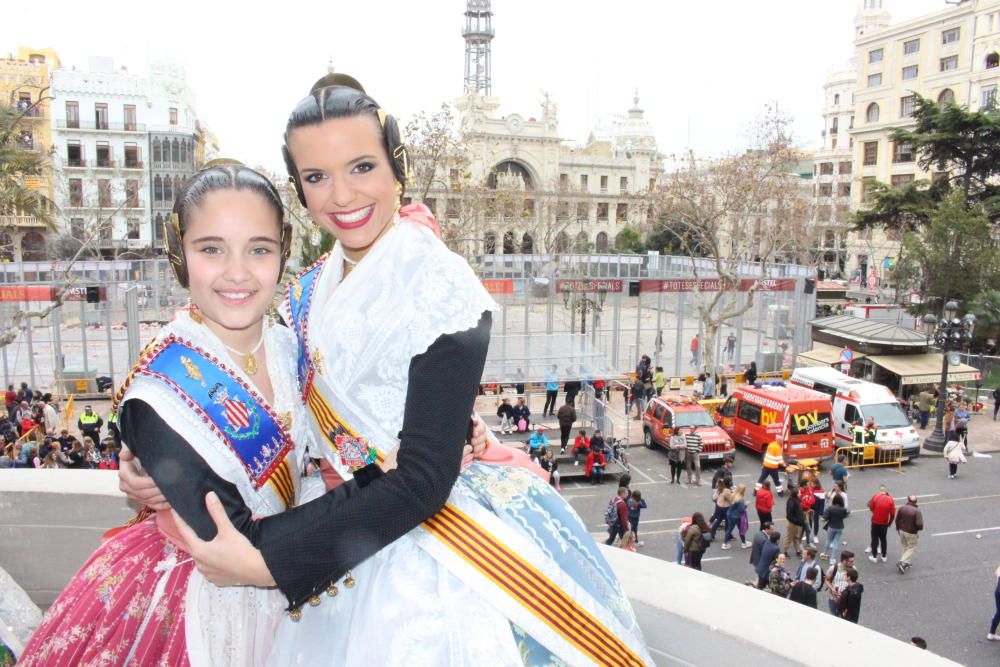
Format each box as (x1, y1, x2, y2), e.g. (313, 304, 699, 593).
(866, 353, 982, 386)
(796, 342, 866, 368)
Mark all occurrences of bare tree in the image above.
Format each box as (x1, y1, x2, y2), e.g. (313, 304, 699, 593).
(650, 105, 812, 377)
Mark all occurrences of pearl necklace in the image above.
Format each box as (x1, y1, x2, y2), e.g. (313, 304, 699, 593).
(223, 329, 266, 375)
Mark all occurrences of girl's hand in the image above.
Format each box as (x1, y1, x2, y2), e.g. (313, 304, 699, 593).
(172, 491, 275, 587)
(117, 448, 171, 510)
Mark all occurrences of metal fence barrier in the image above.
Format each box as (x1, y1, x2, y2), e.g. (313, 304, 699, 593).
(834, 444, 903, 472)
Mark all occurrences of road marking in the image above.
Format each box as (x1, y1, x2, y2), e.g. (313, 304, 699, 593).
(931, 526, 1000, 537)
(632, 466, 656, 483)
(702, 556, 732, 562)
(893, 494, 939, 502)
(563, 494, 598, 500)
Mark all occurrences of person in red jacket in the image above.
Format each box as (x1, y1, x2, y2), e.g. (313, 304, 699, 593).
(586, 446, 607, 485)
(755, 479, 775, 529)
(867, 485, 896, 564)
(572, 430, 591, 466)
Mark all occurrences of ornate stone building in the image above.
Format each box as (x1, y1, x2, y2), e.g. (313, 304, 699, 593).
(413, 0, 664, 257)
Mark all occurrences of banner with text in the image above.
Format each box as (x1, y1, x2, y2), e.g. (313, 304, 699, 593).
(639, 278, 797, 293)
(555, 279, 624, 293)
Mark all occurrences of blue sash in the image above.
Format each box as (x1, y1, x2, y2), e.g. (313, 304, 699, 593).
(286, 256, 325, 399)
(133, 335, 295, 506)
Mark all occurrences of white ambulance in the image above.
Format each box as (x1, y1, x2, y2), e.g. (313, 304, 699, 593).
(790, 366, 921, 461)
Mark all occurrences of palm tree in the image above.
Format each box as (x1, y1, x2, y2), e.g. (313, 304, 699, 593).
(0, 98, 55, 227)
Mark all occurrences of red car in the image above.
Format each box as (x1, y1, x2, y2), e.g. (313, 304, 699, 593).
(642, 396, 735, 463)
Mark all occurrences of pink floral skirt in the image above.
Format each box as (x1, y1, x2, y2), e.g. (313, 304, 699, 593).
(18, 518, 192, 666)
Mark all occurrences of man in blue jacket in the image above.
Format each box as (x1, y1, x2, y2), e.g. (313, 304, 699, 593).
(755, 530, 782, 589)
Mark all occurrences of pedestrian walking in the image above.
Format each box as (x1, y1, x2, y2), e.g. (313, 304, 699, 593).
(690, 334, 700, 367)
(783, 489, 806, 558)
(604, 487, 630, 546)
(993, 387, 1000, 421)
(837, 568, 864, 623)
(744, 361, 758, 386)
(543, 364, 559, 417)
(824, 550, 856, 616)
(988, 563, 1000, 641)
(676, 516, 692, 565)
(653, 366, 665, 397)
(944, 437, 968, 478)
(630, 377, 646, 419)
(756, 436, 786, 494)
(809, 477, 825, 546)
(917, 389, 933, 429)
(867, 485, 896, 564)
(954, 402, 971, 452)
(564, 373, 582, 407)
(723, 483, 750, 549)
(628, 490, 647, 547)
(667, 430, 685, 483)
(755, 531, 782, 589)
(895, 495, 923, 574)
(756, 479, 775, 529)
(709, 479, 733, 540)
(748, 521, 774, 584)
(683, 512, 711, 570)
(556, 400, 576, 454)
(683, 427, 702, 486)
(725, 333, 737, 362)
(830, 453, 850, 491)
(703, 373, 715, 399)
(820, 493, 849, 563)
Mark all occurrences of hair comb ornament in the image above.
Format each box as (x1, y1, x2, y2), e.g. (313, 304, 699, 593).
(203, 157, 244, 168)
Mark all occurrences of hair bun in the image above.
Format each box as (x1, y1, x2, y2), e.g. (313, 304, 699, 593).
(310, 72, 366, 95)
(203, 157, 244, 168)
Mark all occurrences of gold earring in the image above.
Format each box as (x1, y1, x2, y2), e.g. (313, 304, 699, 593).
(188, 297, 203, 324)
(394, 182, 403, 216)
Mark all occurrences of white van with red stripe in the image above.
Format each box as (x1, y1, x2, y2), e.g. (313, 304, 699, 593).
(790, 367, 920, 461)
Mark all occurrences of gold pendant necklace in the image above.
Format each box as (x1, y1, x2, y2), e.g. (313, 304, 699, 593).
(223, 329, 266, 375)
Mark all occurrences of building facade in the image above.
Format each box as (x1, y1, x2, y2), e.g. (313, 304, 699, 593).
(812, 63, 859, 279)
(0, 46, 61, 261)
(413, 2, 663, 257)
(50, 57, 202, 258)
(842, 0, 1000, 282)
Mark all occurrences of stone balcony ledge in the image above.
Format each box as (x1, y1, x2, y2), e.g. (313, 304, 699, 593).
(0, 470, 959, 665)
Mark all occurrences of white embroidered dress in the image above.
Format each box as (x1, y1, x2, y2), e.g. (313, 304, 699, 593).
(270, 219, 651, 666)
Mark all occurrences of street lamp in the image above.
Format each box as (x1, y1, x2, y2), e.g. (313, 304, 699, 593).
(921, 300, 976, 452)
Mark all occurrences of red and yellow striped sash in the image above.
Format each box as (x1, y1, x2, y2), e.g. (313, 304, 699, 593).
(423, 503, 646, 667)
(305, 384, 386, 467)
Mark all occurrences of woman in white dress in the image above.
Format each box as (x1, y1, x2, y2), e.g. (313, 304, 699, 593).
(155, 76, 652, 666)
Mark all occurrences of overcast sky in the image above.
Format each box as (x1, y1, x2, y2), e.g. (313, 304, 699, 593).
(4, 0, 947, 172)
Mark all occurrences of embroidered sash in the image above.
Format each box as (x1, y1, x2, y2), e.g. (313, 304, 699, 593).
(132, 334, 296, 508)
(286, 256, 381, 472)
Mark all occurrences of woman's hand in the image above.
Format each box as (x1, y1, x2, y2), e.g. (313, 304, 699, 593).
(468, 414, 488, 457)
(117, 448, 171, 511)
(172, 491, 276, 587)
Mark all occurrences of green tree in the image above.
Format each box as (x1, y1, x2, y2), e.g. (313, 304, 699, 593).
(0, 95, 54, 227)
(892, 95, 1000, 209)
(968, 288, 1000, 347)
(613, 225, 645, 254)
(894, 192, 999, 310)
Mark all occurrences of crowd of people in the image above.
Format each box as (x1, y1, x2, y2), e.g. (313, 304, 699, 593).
(0, 381, 120, 471)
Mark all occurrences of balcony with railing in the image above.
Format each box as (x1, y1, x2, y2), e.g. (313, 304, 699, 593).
(0, 215, 47, 229)
(120, 160, 144, 170)
(56, 120, 146, 132)
(10, 103, 44, 119)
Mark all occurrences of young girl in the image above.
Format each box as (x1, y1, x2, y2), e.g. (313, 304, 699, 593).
(20, 163, 313, 666)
